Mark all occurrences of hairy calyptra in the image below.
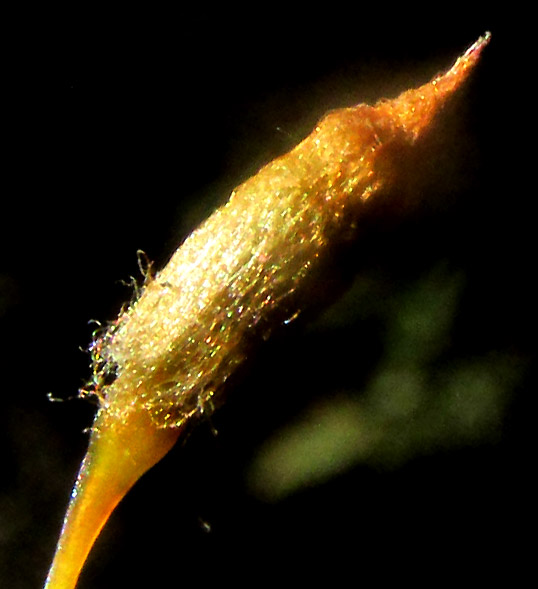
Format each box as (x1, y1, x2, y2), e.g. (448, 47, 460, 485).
(44, 33, 490, 589)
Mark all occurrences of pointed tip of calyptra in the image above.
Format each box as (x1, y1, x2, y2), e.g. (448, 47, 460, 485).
(438, 31, 491, 90)
(44, 398, 181, 589)
(377, 32, 491, 142)
(463, 31, 492, 62)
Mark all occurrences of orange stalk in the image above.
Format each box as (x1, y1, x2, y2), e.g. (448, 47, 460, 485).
(44, 381, 180, 589)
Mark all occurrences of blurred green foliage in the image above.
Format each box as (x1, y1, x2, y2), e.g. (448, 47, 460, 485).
(248, 265, 522, 500)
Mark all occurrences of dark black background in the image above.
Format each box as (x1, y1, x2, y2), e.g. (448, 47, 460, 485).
(1, 7, 533, 588)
